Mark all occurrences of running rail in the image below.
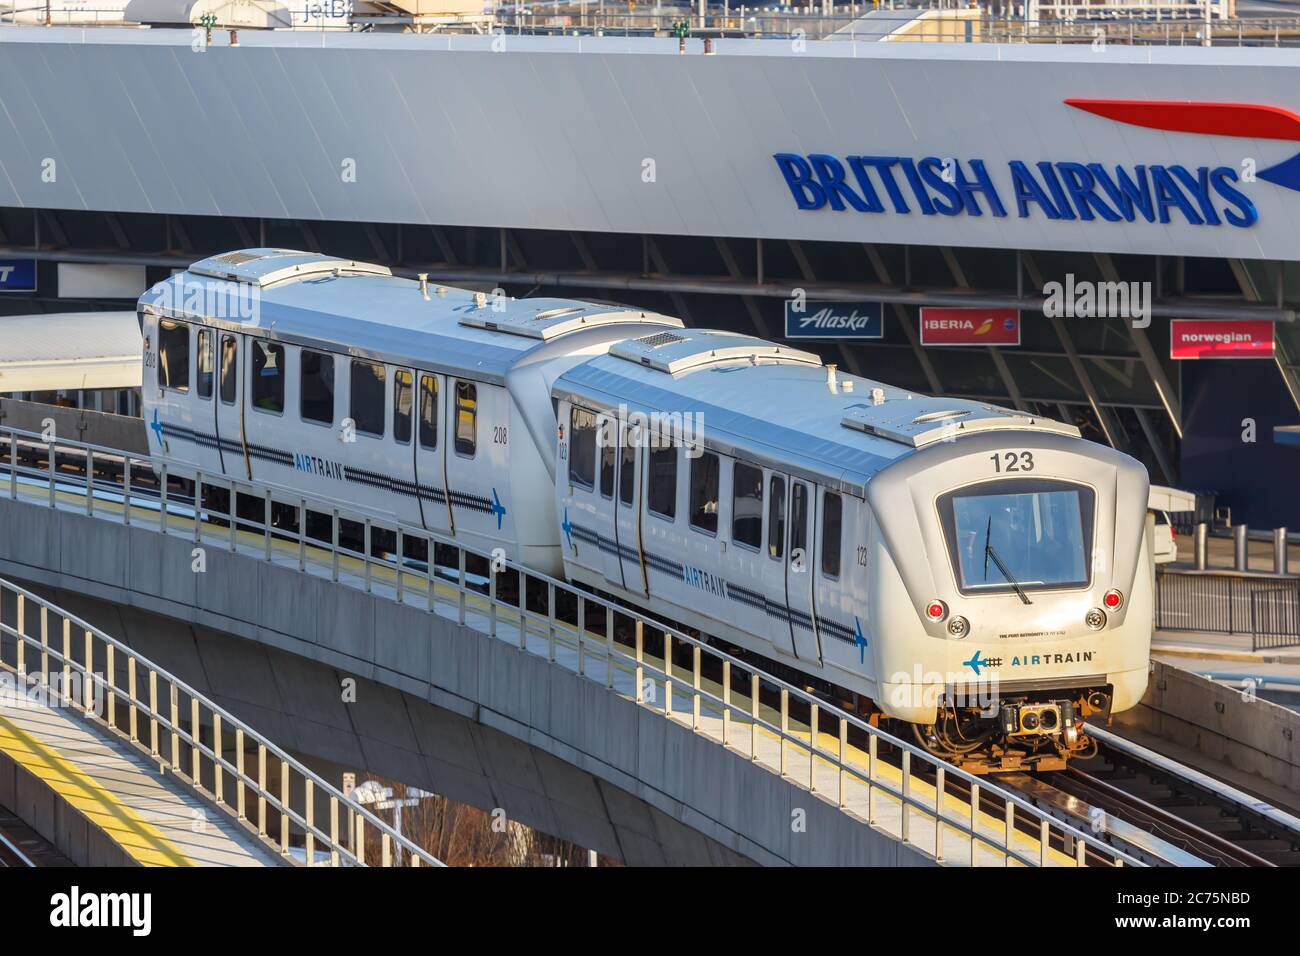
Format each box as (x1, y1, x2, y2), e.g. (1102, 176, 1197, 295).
(0, 423, 1142, 867)
(0, 572, 444, 868)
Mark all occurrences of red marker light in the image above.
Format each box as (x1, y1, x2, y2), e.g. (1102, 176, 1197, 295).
(925, 601, 948, 622)
(1104, 589, 1123, 609)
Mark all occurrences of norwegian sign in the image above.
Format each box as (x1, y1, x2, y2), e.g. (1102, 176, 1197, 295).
(920, 308, 1020, 346)
(0, 259, 36, 292)
(1170, 320, 1275, 360)
(784, 300, 883, 339)
(773, 100, 1300, 230)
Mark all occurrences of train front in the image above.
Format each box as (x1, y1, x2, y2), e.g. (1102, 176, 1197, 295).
(863, 418, 1151, 773)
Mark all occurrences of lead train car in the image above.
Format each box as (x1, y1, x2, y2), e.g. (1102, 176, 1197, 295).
(139, 249, 683, 574)
(552, 339, 1152, 772)
(142, 249, 1152, 772)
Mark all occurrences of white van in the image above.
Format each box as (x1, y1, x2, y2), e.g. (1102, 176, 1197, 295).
(1148, 485, 1196, 566)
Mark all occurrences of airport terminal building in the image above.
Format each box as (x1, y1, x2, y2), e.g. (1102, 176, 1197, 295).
(1, 28, 1298, 526)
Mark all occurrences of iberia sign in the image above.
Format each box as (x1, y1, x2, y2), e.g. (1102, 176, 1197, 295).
(921, 308, 1020, 346)
(775, 100, 1300, 230)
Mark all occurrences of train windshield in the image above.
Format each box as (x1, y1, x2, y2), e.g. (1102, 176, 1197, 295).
(939, 479, 1093, 594)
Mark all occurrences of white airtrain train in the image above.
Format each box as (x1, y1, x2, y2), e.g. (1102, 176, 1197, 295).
(140, 249, 1153, 772)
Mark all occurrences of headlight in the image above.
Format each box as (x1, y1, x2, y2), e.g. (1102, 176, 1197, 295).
(947, 615, 969, 638)
(1085, 607, 1107, 630)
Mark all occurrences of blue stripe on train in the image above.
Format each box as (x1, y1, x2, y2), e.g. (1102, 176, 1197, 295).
(568, 520, 855, 648)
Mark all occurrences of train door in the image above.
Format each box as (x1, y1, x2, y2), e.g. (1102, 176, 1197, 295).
(760, 472, 798, 657)
(616, 423, 647, 595)
(443, 378, 513, 555)
(215, 332, 247, 478)
(594, 413, 625, 588)
(190, 326, 223, 476)
(785, 478, 821, 662)
(412, 371, 452, 536)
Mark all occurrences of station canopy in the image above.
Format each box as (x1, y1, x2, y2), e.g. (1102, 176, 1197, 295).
(0, 312, 141, 392)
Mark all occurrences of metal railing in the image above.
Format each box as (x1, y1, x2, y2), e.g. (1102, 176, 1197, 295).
(0, 573, 444, 867)
(1250, 588, 1300, 652)
(0, 423, 1140, 866)
(1156, 570, 1300, 651)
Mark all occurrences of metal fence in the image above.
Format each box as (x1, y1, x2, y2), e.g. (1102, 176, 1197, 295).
(1251, 588, 1300, 652)
(0, 423, 1141, 866)
(0, 574, 444, 867)
(1156, 571, 1300, 652)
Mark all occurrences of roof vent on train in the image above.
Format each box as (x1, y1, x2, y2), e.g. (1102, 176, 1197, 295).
(188, 249, 392, 288)
(457, 298, 683, 341)
(841, 400, 1081, 448)
(609, 328, 822, 375)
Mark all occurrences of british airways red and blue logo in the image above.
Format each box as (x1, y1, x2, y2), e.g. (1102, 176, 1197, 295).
(773, 99, 1300, 229)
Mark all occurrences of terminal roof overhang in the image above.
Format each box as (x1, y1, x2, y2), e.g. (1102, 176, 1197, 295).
(0, 312, 142, 391)
(1, 28, 1299, 263)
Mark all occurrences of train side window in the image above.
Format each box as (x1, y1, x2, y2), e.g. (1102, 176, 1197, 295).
(569, 407, 596, 489)
(394, 370, 413, 445)
(196, 329, 214, 399)
(300, 350, 335, 425)
(688, 451, 719, 534)
(454, 381, 477, 457)
(768, 475, 786, 560)
(648, 445, 677, 521)
(219, 335, 238, 404)
(418, 375, 438, 450)
(822, 492, 843, 579)
(350, 360, 386, 437)
(251, 339, 284, 414)
(791, 483, 809, 567)
(619, 441, 635, 507)
(158, 320, 190, 393)
(599, 425, 616, 499)
(732, 462, 764, 550)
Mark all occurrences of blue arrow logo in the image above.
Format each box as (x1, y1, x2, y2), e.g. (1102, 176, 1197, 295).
(963, 650, 987, 676)
(490, 487, 507, 530)
(149, 409, 165, 446)
(560, 507, 574, 551)
(854, 615, 868, 664)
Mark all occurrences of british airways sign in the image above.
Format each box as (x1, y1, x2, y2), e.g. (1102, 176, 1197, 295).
(775, 100, 1300, 230)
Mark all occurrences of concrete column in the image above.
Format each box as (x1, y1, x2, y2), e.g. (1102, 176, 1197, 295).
(1195, 523, 1208, 570)
(1233, 524, 1249, 572)
(1275, 528, 1289, 576)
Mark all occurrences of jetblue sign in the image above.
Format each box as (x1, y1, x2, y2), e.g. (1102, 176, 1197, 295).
(773, 153, 1258, 229)
(785, 301, 883, 339)
(0, 258, 36, 292)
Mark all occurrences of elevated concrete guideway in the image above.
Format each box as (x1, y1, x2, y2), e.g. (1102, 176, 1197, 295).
(0, 424, 1137, 866)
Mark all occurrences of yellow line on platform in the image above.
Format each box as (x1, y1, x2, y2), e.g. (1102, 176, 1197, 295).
(0, 713, 192, 867)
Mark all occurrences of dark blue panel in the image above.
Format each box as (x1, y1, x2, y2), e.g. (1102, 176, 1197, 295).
(1180, 359, 1300, 529)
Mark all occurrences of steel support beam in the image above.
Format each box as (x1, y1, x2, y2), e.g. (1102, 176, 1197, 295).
(862, 244, 942, 394)
(1023, 252, 1124, 450)
(1229, 257, 1300, 416)
(1093, 252, 1182, 437)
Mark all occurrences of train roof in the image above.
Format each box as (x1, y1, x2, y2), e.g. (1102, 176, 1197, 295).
(554, 328, 1080, 498)
(141, 249, 683, 385)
